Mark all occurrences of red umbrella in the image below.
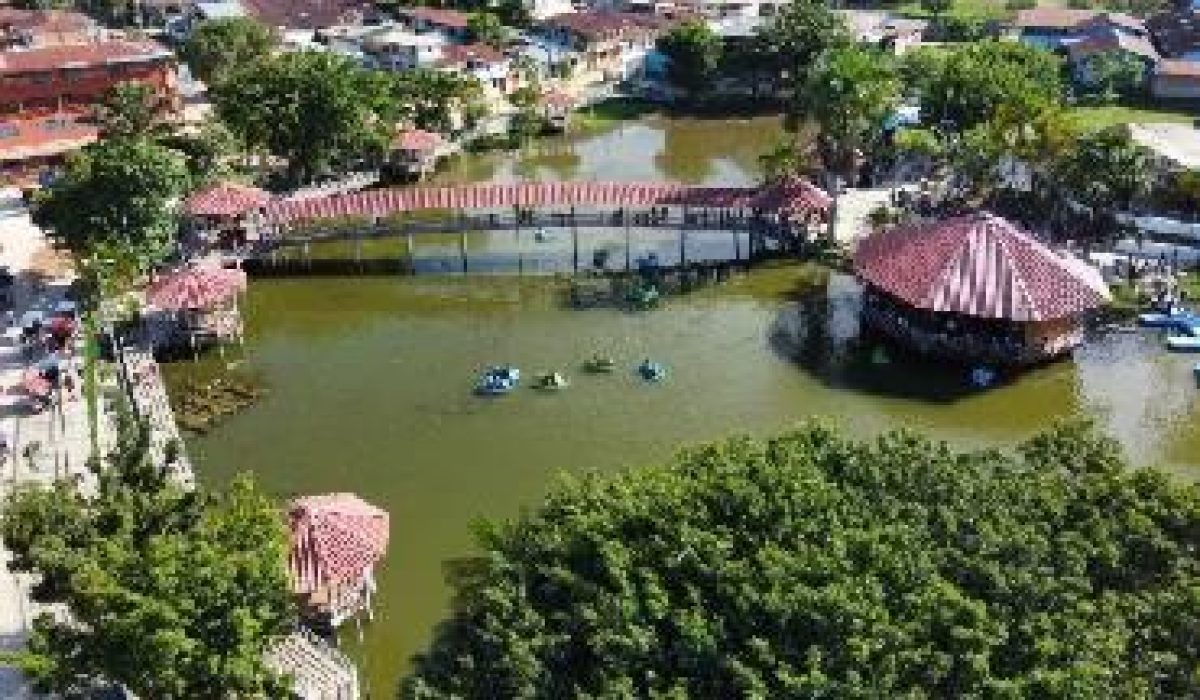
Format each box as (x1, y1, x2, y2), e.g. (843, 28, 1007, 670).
(288, 493, 389, 596)
(47, 316, 74, 339)
(147, 266, 247, 311)
(21, 368, 50, 398)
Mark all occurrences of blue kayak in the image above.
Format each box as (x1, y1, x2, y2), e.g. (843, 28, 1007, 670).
(476, 366, 521, 395)
(638, 360, 666, 382)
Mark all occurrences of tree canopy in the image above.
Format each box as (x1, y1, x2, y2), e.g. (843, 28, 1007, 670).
(212, 50, 396, 184)
(657, 19, 723, 95)
(754, 0, 851, 105)
(467, 12, 506, 47)
(1, 407, 295, 698)
(93, 81, 168, 138)
(179, 17, 277, 86)
(393, 68, 487, 136)
(32, 137, 189, 276)
(912, 40, 1064, 133)
(799, 45, 901, 180)
(405, 421, 1200, 698)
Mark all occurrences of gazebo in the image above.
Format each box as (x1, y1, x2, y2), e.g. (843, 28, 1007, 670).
(146, 264, 248, 353)
(390, 129, 445, 180)
(288, 493, 390, 628)
(854, 212, 1111, 366)
(183, 182, 272, 251)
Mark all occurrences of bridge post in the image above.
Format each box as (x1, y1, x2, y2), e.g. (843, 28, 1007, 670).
(458, 209, 468, 274)
(513, 205, 522, 275)
(732, 208, 741, 261)
(404, 221, 414, 275)
(623, 209, 631, 272)
(570, 205, 578, 274)
(679, 206, 688, 268)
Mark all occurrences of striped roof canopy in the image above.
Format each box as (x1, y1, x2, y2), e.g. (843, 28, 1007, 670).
(147, 265, 247, 310)
(184, 182, 271, 218)
(749, 176, 833, 216)
(288, 493, 390, 596)
(264, 179, 830, 224)
(854, 212, 1111, 322)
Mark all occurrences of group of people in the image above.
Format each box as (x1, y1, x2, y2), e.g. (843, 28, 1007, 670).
(18, 302, 80, 411)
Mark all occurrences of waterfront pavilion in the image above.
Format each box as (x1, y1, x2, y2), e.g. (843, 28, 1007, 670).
(182, 181, 270, 252)
(288, 493, 390, 629)
(854, 212, 1111, 366)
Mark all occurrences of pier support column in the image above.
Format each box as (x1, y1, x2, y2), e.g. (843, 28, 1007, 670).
(571, 205, 579, 274)
(404, 223, 414, 275)
(679, 206, 688, 267)
(458, 210, 468, 274)
(624, 209, 631, 272)
(732, 210, 740, 261)
(514, 206, 523, 275)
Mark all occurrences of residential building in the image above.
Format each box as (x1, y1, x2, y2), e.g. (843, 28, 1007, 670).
(540, 11, 673, 82)
(1148, 10, 1200, 60)
(1128, 122, 1200, 172)
(0, 113, 98, 185)
(0, 40, 179, 116)
(396, 7, 470, 43)
(663, 0, 784, 20)
(437, 42, 515, 95)
(357, 26, 445, 70)
(238, 0, 370, 30)
(525, 0, 574, 21)
(837, 10, 926, 55)
(0, 9, 96, 49)
(1151, 58, 1200, 98)
(1065, 29, 1159, 85)
(1013, 8, 1148, 49)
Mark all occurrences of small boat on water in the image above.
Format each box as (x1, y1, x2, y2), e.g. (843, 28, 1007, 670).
(969, 366, 996, 388)
(1138, 309, 1200, 334)
(1166, 336, 1200, 353)
(533, 372, 569, 391)
(627, 284, 660, 309)
(476, 366, 520, 395)
(583, 356, 616, 373)
(638, 359, 666, 382)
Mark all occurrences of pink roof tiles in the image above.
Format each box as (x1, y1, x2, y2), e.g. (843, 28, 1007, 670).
(264, 179, 830, 223)
(398, 6, 470, 29)
(288, 493, 390, 596)
(393, 128, 443, 152)
(147, 265, 247, 310)
(854, 212, 1110, 322)
(0, 40, 170, 75)
(0, 114, 97, 163)
(184, 181, 271, 218)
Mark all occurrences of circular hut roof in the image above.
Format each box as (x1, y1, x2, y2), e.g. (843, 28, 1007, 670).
(288, 493, 390, 595)
(854, 212, 1111, 322)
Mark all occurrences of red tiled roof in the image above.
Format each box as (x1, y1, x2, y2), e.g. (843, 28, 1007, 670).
(1014, 8, 1143, 32)
(0, 113, 97, 162)
(393, 128, 443, 152)
(0, 9, 91, 36)
(854, 212, 1110, 322)
(436, 42, 506, 67)
(239, 0, 369, 30)
(0, 40, 170, 75)
(289, 493, 389, 595)
(398, 6, 470, 29)
(184, 181, 271, 218)
(543, 89, 574, 109)
(1157, 58, 1200, 78)
(264, 179, 830, 223)
(1066, 32, 1158, 61)
(545, 11, 673, 41)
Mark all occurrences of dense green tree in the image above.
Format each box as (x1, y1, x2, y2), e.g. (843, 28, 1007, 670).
(1080, 51, 1148, 103)
(1, 407, 295, 698)
(798, 45, 901, 184)
(754, 0, 851, 101)
(33, 137, 189, 279)
(656, 19, 723, 95)
(404, 421, 1200, 698)
(1053, 126, 1155, 242)
(467, 12, 506, 47)
(915, 40, 1064, 132)
(508, 85, 545, 144)
(93, 81, 167, 138)
(920, 0, 953, 18)
(212, 50, 397, 184)
(158, 118, 244, 187)
(392, 68, 488, 136)
(179, 17, 277, 86)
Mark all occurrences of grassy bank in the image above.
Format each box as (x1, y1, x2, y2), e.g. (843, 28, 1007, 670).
(1071, 104, 1200, 131)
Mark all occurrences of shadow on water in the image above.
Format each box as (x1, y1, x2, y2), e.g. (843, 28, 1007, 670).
(767, 272, 985, 404)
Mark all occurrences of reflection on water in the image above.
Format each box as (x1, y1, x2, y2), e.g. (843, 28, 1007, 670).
(178, 271, 1200, 698)
(177, 113, 1200, 698)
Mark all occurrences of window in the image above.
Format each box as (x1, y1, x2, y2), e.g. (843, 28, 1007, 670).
(0, 124, 18, 139)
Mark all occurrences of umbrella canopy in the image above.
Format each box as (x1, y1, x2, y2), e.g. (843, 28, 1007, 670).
(183, 182, 271, 219)
(21, 368, 50, 398)
(288, 493, 389, 595)
(854, 212, 1112, 322)
(147, 266, 247, 311)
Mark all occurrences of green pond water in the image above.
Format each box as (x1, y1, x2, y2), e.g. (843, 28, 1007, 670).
(169, 115, 1200, 697)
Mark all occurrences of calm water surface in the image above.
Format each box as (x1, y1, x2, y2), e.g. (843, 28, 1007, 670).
(173, 116, 1200, 696)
